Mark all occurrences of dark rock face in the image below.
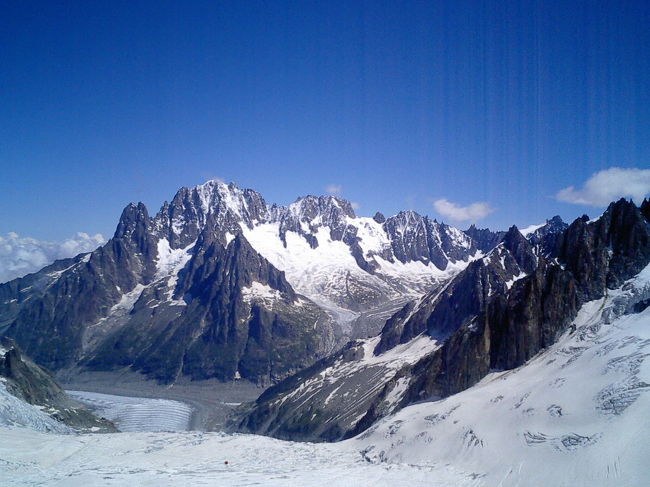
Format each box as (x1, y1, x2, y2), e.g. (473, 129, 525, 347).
(0, 337, 115, 431)
(236, 199, 650, 441)
(2, 239, 152, 370)
(526, 215, 568, 249)
(1, 182, 335, 384)
(375, 225, 538, 355)
(84, 233, 329, 384)
(383, 211, 474, 269)
(641, 198, 650, 222)
(396, 199, 650, 406)
(464, 225, 506, 253)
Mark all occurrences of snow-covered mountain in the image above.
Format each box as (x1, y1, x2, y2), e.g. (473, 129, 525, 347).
(2, 267, 649, 485)
(0, 180, 479, 384)
(235, 199, 650, 441)
(1, 192, 649, 486)
(355, 264, 650, 486)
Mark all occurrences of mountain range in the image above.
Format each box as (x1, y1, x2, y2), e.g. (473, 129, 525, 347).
(2, 180, 649, 447)
(0, 181, 481, 385)
(235, 198, 650, 440)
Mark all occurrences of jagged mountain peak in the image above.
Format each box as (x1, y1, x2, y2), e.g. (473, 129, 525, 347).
(502, 225, 527, 250)
(114, 201, 150, 239)
(237, 199, 650, 442)
(641, 197, 650, 221)
(388, 209, 426, 226)
(0, 179, 487, 385)
(287, 194, 356, 219)
(463, 224, 506, 253)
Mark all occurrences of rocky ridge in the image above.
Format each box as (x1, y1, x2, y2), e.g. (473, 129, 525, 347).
(0, 181, 480, 385)
(235, 200, 650, 441)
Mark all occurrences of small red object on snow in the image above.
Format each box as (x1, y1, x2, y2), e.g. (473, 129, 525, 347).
(224, 461, 229, 465)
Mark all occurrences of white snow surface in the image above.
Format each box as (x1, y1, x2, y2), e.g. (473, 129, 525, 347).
(241, 222, 461, 333)
(0, 382, 72, 434)
(155, 239, 194, 304)
(242, 224, 386, 296)
(67, 391, 193, 433)
(241, 282, 283, 305)
(520, 222, 545, 236)
(505, 271, 527, 290)
(354, 266, 650, 486)
(0, 428, 469, 486)
(110, 283, 146, 313)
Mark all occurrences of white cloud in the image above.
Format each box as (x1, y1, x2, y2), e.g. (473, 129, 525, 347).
(556, 167, 650, 207)
(433, 199, 494, 223)
(325, 184, 342, 195)
(0, 232, 106, 283)
(351, 201, 360, 210)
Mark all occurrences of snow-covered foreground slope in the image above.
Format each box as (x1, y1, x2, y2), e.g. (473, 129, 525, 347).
(0, 428, 473, 487)
(67, 391, 193, 432)
(354, 266, 650, 486)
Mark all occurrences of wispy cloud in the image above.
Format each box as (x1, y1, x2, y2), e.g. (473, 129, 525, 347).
(0, 232, 106, 283)
(433, 199, 494, 223)
(325, 184, 342, 195)
(350, 201, 360, 210)
(556, 167, 650, 207)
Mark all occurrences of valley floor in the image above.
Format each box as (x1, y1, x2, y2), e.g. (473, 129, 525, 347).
(58, 369, 262, 431)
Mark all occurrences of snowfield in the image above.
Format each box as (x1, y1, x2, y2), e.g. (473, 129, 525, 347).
(0, 428, 469, 486)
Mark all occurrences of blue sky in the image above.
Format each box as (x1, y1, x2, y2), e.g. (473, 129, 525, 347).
(2, 0, 649, 242)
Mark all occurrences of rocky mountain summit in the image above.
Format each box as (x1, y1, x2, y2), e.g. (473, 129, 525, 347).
(0, 181, 480, 385)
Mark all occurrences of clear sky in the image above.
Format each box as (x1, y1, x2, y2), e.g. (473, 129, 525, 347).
(2, 0, 649, 242)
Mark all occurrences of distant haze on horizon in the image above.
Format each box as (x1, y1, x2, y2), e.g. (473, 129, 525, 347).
(2, 1, 649, 243)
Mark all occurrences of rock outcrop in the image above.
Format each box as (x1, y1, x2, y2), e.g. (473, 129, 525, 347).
(0, 337, 115, 432)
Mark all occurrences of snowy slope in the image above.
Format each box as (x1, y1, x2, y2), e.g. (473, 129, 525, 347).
(354, 265, 650, 486)
(0, 427, 479, 487)
(0, 382, 73, 434)
(242, 222, 462, 336)
(6, 273, 649, 487)
(2, 242, 649, 486)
